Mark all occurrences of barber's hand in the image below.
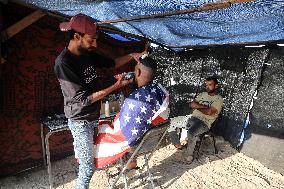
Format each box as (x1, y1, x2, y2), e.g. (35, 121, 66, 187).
(121, 78, 134, 87)
(115, 76, 133, 89)
(130, 42, 150, 62)
(114, 73, 124, 80)
(130, 52, 143, 62)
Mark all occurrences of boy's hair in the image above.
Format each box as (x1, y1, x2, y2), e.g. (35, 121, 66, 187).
(139, 56, 157, 70)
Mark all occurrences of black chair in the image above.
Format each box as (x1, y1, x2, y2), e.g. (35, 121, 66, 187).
(194, 129, 218, 159)
(193, 114, 222, 159)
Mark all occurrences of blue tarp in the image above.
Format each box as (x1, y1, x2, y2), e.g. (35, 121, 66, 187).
(14, 0, 284, 49)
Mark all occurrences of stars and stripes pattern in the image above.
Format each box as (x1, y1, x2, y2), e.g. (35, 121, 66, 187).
(94, 82, 169, 168)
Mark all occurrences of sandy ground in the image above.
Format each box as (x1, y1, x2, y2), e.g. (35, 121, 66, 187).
(1, 137, 284, 189)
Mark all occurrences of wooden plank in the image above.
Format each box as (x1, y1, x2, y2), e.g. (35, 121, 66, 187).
(1, 10, 46, 43)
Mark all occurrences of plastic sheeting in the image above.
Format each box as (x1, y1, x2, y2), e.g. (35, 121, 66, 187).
(13, 0, 284, 49)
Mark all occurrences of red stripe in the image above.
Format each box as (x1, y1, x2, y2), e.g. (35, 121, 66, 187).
(96, 131, 126, 143)
(113, 112, 120, 122)
(95, 150, 128, 168)
(98, 120, 112, 127)
(151, 116, 166, 126)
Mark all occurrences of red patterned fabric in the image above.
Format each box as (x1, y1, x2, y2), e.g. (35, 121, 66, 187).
(0, 15, 72, 176)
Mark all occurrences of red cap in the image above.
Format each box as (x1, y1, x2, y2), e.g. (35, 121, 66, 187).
(59, 13, 97, 35)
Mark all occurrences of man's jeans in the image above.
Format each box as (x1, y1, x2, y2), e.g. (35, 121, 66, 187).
(169, 117, 209, 156)
(68, 119, 96, 189)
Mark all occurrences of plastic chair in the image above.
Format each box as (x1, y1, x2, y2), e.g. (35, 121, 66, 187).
(109, 120, 170, 189)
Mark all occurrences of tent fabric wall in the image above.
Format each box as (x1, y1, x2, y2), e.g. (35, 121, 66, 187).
(0, 15, 70, 176)
(241, 48, 284, 174)
(13, 0, 284, 48)
(250, 47, 284, 132)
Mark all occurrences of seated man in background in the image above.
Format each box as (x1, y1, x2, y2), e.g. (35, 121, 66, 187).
(95, 56, 170, 169)
(168, 76, 223, 163)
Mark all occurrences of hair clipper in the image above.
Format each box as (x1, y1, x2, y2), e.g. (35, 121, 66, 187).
(123, 72, 135, 80)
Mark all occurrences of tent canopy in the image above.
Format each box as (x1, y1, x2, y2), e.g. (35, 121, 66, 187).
(9, 0, 284, 49)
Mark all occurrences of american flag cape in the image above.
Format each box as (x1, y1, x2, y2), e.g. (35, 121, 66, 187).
(94, 82, 169, 168)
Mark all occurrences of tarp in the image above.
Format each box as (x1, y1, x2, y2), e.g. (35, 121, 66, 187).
(12, 0, 284, 49)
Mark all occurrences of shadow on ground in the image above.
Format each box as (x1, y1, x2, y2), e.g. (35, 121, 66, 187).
(123, 137, 238, 189)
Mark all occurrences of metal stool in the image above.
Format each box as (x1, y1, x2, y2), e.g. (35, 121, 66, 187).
(41, 114, 69, 189)
(40, 113, 117, 189)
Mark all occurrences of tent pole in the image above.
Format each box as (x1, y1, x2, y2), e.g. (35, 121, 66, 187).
(98, 0, 255, 25)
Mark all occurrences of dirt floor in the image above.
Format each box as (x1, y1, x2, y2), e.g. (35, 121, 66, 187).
(0, 137, 284, 189)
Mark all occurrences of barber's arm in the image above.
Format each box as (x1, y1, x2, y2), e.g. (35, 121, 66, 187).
(91, 76, 133, 103)
(114, 52, 148, 68)
(190, 100, 217, 116)
(56, 62, 132, 108)
(114, 54, 134, 68)
(114, 43, 150, 68)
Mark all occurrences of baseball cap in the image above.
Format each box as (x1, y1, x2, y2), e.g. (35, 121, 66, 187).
(59, 13, 97, 35)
